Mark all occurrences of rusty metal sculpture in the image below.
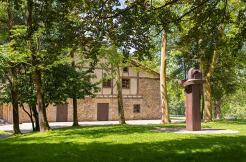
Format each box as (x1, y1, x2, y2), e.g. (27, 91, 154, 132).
(182, 68, 204, 131)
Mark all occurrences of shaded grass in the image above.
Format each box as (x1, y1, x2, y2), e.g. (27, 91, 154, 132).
(0, 120, 245, 162)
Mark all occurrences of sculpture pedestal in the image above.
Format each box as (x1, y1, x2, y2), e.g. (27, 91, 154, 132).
(185, 83, 201, 131)
(182, 68, 204, 131)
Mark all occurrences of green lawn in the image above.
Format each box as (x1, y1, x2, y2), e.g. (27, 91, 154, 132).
(0, 120, 245, 162)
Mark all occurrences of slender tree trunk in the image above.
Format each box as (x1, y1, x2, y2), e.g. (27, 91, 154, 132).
(70, 49, 79, 126)
(11, 69, 21, 134)
(30, 104, 40, 131)
(7, 0, 21, 134)
(72, 97, 79, 126)
(201, 50, 218, 122)
(201, 93, 205, 120)
(160, 32, 170, 124)
(42, 95, 49, 126)
(21, 104, 35, 131)
(201, 61, 213, 122)
(199, 62, 205, 120)
(214, 99, 221, 120)
(29, 106, 35, 131)
(27, 0, 49, 132)
(203, 77, 212, 121)
(116, 65, 126, 124)
(7, 0, 13, 39)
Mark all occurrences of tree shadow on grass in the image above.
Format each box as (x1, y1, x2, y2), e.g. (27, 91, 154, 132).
(0, 135, 245, 162)
(0, 125, 156, 143)
(5, 121, 240, 142)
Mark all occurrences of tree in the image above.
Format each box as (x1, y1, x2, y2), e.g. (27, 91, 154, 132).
(24, 0, 102, 131)
(173, 0, 245, 121)
(1, 0, 157, 131)
(160, 32, 170, 124)
(17, 69, 39, 131)
(70, 49, 79, 126)
(0, 0, 26, 134)
(99, 46, 127, 124)
(50, 62, 99, 127)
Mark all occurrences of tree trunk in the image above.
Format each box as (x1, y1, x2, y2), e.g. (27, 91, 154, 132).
(160, 32, 170, 124)
(7, 0, 13, 41)
(27, 0, 49, 132)
(30, 104, 40, 131)
(70, 49, 79, 126)
(201, 92, 205, 120)
(7, 0, 21, 134)
(201, 50, 218, 122)
(11, 69, 21, 134)
(116, 65, 126, 124)
(33, 69, 50, 132)
(203, 77, 212, 122)
(21, 104, 35, 131)
(72, 97, 79, 126)
(214, 99, 221, 120)
(199, 62, 205, 120)
(29, 106, 34, 131)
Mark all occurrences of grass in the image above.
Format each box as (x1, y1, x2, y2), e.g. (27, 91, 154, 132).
(0, 130, 10, 136)
(0, 120, 245, 162)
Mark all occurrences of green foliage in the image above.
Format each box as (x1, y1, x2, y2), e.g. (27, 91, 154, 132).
(99, 45, 131, 81)
(43, 64, 99, 104)
(150, 0, 246, 117)
(0, 25, 29, 64)
(17, 71, 36, 106)
(222, 88, 246, 119)
(0, 0, 108, 108)
(99, 46, 124, 68)
(0, 0, 245, 121)
(0, 25, 30, 105)
(168, 80, 185, 115)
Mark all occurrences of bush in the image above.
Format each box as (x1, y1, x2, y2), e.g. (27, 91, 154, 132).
(222, 89, 246, 119)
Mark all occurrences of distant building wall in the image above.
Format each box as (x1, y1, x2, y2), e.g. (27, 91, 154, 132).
(1, 63, 161, 123)
(1, 77, 161, 123)
(0, 104, 3, 119)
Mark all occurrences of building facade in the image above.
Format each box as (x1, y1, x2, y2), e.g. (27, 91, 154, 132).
(0, 62, 161, 123)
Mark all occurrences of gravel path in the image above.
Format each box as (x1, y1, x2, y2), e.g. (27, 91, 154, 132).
(153, 127, 239, 134)
(0, 119, 185, 133)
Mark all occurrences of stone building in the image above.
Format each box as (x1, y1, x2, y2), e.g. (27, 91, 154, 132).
(0, 61, 161, 123)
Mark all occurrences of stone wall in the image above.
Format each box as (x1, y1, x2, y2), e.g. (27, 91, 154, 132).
(139, 78, 161, 119)
(2, 104, 12, 122)
(0, 104, 3, 119)
(1, 104, 57, 123)
(1, 77, 161, 123)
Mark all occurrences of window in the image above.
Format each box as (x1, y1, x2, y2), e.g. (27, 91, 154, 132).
(123, 67, 129, 73)
(103, 79, 112, 88)
(122, 78, 130, 89)
(133, 104, 141, 113)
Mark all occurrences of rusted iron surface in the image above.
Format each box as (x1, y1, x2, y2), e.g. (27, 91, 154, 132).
(183, 68, 204, 131)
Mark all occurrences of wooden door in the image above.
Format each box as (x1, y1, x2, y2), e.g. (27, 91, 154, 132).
(56, 104, 68, 122)
(97, 103, 109, 121)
